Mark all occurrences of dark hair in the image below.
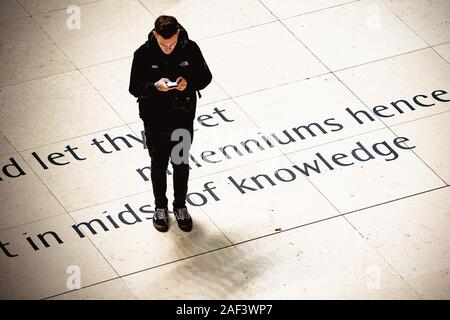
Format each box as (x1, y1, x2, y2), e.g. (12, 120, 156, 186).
(154, 15, 179, 39)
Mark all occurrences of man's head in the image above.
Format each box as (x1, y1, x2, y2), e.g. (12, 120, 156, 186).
(153, 15, 180, 55)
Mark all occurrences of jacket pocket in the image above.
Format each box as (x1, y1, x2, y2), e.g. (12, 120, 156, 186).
(170, 95, 195, 112)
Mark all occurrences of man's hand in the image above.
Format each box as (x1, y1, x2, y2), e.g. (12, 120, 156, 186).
(155, 78, 176, 92)
(175, 76, 187, 91)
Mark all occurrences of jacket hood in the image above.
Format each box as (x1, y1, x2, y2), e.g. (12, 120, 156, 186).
(146, 23, 189, 52)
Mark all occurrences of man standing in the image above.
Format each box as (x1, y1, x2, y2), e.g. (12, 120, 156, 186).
(129, 16, 212, 233)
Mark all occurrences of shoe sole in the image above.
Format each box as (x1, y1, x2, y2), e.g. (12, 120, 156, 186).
(177, 223, 193, 232)
(153, 221, 169, 232)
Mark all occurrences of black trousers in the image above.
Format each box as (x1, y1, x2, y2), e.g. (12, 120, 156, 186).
(143, 121, 194, 209)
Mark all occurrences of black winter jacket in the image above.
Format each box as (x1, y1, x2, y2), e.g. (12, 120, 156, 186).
(129, 25, 212, 131)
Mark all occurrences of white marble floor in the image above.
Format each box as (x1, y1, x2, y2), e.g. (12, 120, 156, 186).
(0, 0, 449, 300)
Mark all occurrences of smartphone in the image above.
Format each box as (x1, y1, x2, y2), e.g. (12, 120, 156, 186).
(166, 81, 178, 88)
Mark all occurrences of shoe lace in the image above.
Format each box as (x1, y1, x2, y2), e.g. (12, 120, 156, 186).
(176, 208, 190, 220)
(154, 208, 166, 220)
